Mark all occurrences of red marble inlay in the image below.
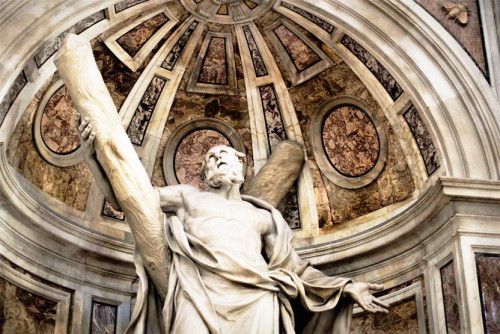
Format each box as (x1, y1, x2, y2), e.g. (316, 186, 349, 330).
(174, 129, 230, 190)
(40, 85, 80, 154)
(198, 37, 228, 85)
(273, 24, 320, 72)
(116, 13, 169, 57)
(322, 105, 379, 177)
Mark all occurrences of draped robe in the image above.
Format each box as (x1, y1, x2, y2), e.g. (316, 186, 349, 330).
(125, 195, 353, 333)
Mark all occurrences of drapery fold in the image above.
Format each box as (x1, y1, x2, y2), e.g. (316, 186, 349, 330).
(125, 195, 352, 333)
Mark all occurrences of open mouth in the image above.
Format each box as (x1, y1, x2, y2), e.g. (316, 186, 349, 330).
(217, 161, 227, 168)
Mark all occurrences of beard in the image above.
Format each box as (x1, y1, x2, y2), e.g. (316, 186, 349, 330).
(206, 168, 244, 188)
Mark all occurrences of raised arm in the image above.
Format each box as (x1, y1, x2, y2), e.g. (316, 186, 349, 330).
(77, 114, 120, 210)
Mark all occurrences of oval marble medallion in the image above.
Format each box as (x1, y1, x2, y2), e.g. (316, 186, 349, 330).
(40, 86, 80, 154)
(174, 129, 231, 190)
(322, 105, 379, 177)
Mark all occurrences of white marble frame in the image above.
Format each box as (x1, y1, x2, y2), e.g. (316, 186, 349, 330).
(162, 118, 247, 186)
(309, 95, 387, 189)
(0, 260, 71, 334)
(455, 226, 500, 334)
(352, 282, 427, 334)
(32, 78, 82, 167)
(263, 18, 333, 86)
(103, 5, 178, 72)
(186, 31, 238, 95)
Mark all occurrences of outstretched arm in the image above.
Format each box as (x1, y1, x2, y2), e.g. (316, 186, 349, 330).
(263, 223, 389, 314)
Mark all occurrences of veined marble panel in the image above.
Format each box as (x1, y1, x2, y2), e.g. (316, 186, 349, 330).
(475, 254, 500, 334)
(91, 301, 117, 334)
(351, 299, 419, 333)
(161, 21, 199, 70)
(403, 105, 440, 176)
(259, 84, 300, 229)
(440, 261, 460, 334)
(116, 13, 169, 57)
(341, 35, 403, 101)
(259, 84, 286, 149)
(242, 25, 268, 77)
(415, 0, 488, 77)
(280, 2, 334, 34)
(0, 276, 57, 334)
(187, 31, 237, 95)
(115, 0, 149, 13)
(126, 76, 167, 145)
(198, 37, 228, 85)
(34, 10, 106, 68)
(0, 70, 27, 126)
(322, 105, 379, 177)
(273, 24, 320, 72)
(40, 85, 80, 155)
(174, 129, 231, 191)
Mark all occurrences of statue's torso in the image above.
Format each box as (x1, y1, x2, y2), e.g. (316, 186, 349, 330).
(179, 190, 273, 270)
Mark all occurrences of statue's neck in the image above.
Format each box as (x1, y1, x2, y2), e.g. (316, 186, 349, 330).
(209, 183, 242, 201)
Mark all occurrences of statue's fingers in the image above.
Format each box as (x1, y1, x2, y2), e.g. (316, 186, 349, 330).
(373, 297, 390, 308)
(364, 304, 378, 313)
(368, 283, 384, 291)
(82, 124, 93, 139)
(370, 303, 388, 314)
(87, 132, 96, 145)
(79, 117, 89, 132)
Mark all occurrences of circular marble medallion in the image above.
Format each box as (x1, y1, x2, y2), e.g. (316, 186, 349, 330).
(322, 105, 379, 177)
(40, 86, 80, 155)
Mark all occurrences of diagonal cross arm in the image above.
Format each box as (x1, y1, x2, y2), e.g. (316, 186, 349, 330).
(55, 34, 170, 300)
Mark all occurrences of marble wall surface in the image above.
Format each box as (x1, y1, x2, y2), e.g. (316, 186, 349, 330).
(40, 86, 80, 154)
(116, 13, 170, 57)
(404, 105, 440, 176)
(440, 261, 460, 334)
(7, 76, 93, 211)
(475, 254, 500, 334)
(350, 299, 419, 334)
(242, 25, 268, 77)
(322, 105, 379, 177)
(161, 21, 199, 71)
(341, 35, 404, 101)
(174, 129, 230, 190)
(0, 277, 57, 334)
(415, 0, 488, 76)
(280, 2, 334, 34)
(34, 10, 106, 68)
(289, 48, 414, 226)
(91, 302, 117, 334)
(198, 37, 228, 85)
(0, 70, 27, 126)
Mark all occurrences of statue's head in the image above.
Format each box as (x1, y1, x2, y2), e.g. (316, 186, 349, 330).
(200, 145, 246, 188)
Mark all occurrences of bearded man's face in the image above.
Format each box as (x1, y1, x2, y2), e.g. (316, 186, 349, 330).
(201, 146, 245, 188)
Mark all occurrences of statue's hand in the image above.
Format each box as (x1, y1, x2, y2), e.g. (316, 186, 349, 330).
(76, 113, 96, 163)
(343, 282, 389, 314)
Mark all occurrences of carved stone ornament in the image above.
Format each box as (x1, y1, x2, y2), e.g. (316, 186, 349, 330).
(442, 2, 468, 25)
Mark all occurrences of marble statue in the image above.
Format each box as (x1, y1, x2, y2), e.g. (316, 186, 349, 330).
(57, 33, 389, 334)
